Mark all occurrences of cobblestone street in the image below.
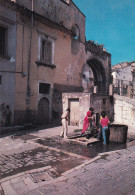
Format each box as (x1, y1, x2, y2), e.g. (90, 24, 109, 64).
(0, 126, 135, 195)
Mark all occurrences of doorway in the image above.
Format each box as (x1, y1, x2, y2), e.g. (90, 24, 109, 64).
(38, 98, 49, 124)
(69, 99, 79, 126)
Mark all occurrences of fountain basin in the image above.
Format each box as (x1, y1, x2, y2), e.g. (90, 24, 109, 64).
(109, 124, 128, 143)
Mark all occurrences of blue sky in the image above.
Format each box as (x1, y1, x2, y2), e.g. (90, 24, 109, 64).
(73, 0, 135, 65)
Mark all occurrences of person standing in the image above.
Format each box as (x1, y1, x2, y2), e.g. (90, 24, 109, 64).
(0, 102, 6, 126)
(97, 111, 107, 141)
(100, 111, 110, 145)
(60, 108, 70, 139)
(5, 105, 12, 126)
(81, 107, 94, 135)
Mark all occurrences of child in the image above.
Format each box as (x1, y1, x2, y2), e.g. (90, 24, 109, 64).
(81, 107, 94, 135)
(100, 111, 110, 145)
(97, 111, 107, 140)
(60, 108, 70, 139)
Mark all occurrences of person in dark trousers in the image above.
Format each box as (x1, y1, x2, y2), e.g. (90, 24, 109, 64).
(81, 107, 94, 135)
(100, 111, 110, 145)
(5, 105, 12, 126)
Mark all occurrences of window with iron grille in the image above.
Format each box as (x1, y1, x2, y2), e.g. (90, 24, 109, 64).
(0, 75, 2, 84)
(39, 83, 50, 94)
(0, 26, 7, 56)
(40, 36, 53, 65)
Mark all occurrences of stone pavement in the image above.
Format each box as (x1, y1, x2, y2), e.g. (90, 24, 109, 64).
(0, 126, 135, 195)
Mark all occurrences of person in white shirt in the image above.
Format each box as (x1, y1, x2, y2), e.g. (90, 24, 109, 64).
(60, 108, 70, 139)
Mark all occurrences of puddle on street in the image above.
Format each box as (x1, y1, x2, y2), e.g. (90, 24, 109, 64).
(37, 136, 135, 159)
(0, 147, 84, 180)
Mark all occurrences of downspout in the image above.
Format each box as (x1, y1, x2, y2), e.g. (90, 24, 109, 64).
(27, 0, 33, 101)
(26, 0, 33, 122)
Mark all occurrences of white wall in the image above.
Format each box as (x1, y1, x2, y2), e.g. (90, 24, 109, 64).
(114, 94, 135, 135)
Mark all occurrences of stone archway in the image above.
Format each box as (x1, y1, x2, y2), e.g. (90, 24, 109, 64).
(38, 98, 49, 124)
(82, 59, 107, 94)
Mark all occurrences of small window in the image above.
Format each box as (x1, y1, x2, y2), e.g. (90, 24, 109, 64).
(0, 26, 7, 56)
(39, 83, 50, 94)
(40, 36, 53, 65)
(71, 24, 80, 40)
(0, 75, 2, 84)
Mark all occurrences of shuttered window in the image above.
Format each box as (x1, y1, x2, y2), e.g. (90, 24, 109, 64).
(40, 37, 52, 65)
(0, 26, 7, 56)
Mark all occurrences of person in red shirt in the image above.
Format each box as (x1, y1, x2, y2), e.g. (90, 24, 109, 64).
(100, 111, 110, 145)
(81, 107, 94, 135)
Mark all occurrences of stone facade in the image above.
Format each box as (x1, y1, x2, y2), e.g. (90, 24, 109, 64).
(112, 61, 135, 98)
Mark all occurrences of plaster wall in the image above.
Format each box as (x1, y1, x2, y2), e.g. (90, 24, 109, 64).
(14, 7, 86, 123)
(0, 4, 16, 124)
(114, 94, 135, 134)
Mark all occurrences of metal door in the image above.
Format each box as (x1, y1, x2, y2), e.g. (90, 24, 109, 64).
(69, 99, 79, 126)
(38, 98, 49, 124)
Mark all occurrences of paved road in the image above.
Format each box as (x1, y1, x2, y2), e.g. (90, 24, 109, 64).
(0, 126, 135, 195)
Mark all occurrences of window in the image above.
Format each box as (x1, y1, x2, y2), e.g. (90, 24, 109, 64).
(0, 76, 2, 84)
(39, 83, 50, 94)
(0, 26, 7, 56)
(40, 35, 54, 65)
(71, 24, 80, 40)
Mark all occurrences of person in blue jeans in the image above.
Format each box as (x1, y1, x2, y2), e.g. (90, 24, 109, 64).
(100, 111, 110, 145)
(97, 111, 107, 141)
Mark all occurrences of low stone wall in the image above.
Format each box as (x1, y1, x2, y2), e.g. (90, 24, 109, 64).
(114, 94, 135, 135)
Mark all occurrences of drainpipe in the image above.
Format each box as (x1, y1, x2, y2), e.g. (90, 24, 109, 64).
(26, 0, 34, 122)
(27, 0, 33, 100)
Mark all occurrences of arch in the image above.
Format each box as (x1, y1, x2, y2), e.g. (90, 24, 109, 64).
(83, 58, 107, 94)
(38, 97, 49, 124)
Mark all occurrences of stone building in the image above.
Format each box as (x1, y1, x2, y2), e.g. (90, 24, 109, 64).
(0, 0, 112, 126)
(111, 61, 135, 134)
(112, 61, 135, 98)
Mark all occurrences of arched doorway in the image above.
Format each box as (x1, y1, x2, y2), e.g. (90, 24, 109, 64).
(82, 59, 107, 94)
(38, 98, 49, 124)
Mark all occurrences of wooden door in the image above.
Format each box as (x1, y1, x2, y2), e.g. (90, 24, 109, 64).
(69, 99, 79, 126)
(38, 98, 49, 124)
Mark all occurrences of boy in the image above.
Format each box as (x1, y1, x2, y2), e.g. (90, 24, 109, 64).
(100, 111, 110, 145)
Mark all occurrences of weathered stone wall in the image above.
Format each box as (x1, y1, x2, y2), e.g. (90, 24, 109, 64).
(90, 94, 114, 122)
(62, 93, 91, 127)
(114, 94, 135, 135)
(12, 0, 85, 42)
(62, 93, 113, 128)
